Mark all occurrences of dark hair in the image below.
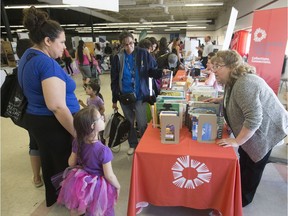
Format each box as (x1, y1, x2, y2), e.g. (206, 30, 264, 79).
(157, 37, 169, 56)
(16, 39, 33, 58)
(138, 39, 152, 50)
(119, 31, 134, 44)
(84, 81, 101, 95)
(73, 105, 98, 163)
(148, 37, 157, 45)
(77, 40, 85, 64)
(207, 52, 216, 59)
(22, 6, 63, 44)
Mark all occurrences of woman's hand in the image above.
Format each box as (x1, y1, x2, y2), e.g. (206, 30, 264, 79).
(203, 96, 223, 104)
(217, 138, 239, 148)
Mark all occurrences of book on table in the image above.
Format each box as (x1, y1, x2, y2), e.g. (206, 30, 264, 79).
(160, 114, 180, 144)
(160, 70, 173, 89)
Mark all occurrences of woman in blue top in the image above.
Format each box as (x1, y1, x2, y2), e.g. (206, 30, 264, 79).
(19, 6, 80, 207)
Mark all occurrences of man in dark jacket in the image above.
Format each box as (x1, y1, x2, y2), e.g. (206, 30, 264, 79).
(111, 31, 162, 155)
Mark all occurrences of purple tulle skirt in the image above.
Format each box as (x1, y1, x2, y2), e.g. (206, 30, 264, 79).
(57, 168, 117, 216)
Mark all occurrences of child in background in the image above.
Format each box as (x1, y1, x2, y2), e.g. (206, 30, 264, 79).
(79, 82, 105, 115)
(79, 81, 105, 144)
(57, 105, 120, 216)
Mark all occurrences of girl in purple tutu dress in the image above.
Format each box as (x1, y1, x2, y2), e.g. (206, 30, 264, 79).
(57, 105, 121, 216)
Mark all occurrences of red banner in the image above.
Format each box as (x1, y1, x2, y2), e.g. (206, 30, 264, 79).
(248, 7, 288, 94)
(230, 30, 249, 57)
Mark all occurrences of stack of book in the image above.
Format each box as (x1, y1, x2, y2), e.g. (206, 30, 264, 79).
(186, 101, 224, 143)
(160, 112, 180, 144)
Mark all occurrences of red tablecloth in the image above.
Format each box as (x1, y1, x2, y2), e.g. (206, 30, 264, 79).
(128, 124, 243, 216)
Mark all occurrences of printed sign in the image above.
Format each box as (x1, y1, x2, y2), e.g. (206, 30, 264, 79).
(248, 7, 288, 94)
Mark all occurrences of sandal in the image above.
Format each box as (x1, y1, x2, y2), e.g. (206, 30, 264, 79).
(32, 176, 43, 188)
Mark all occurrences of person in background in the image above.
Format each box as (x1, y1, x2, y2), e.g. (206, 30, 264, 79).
(138, 38, 160, 97)
(94, 42, 103, 61)
(62, 48, 73, 76)
(171, 37, 181, 62)
(57, 105, 120, 216)
(156, 37, 169, 58)
(79, 81, 105, 144)
(76, 40, 92, 84)
(201, 35, 214, 68)
(147, 36, 158, 58)
(16, 38, 43, 188)
(78, 81, 105, 115)
(138, 39, 153, 53)
(206, 50, 288, 207)
(202, 57, 222, 91)
(104, 43, 113, 56)
(111, 30, 162, 155)
(134, 38, 138, 47)
(195, 47, 203, 62)
(19, 6, 80, 207)
(55, 57, 65, 68)
(157, 52, 183, 76)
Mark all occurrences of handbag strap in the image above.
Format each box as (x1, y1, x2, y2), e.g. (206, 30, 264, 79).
(20, 52, 38, 90)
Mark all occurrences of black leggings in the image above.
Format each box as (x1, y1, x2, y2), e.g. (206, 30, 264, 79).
(26, 114, 72, 207)
(65, 61, 73, 75)
(239, 147, 272, 207)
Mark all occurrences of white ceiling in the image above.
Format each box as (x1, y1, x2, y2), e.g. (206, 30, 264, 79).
(3, 0, 236, 35)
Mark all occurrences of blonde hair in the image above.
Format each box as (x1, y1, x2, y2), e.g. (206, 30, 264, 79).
(211, 50, 256, 87)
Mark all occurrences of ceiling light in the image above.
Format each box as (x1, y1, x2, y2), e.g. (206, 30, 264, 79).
(164, 29, 180, 32)
(4, 4, 79, 9)
(187, 20, 213, 23)
(184, 3, 223, 6)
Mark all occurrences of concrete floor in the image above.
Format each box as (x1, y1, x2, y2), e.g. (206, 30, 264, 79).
(1, 69, 287, 216)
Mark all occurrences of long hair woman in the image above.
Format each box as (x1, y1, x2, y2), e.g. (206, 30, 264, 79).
(76, 40, 92, 84)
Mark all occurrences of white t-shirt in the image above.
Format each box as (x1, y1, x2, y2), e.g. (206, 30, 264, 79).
(203, 41, 214, 57)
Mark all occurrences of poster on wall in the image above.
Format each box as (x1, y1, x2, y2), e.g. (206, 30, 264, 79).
(248, 7, 288, 94)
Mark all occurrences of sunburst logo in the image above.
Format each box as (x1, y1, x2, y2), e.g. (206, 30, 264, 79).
(171, 156, 212, 189)
(254, 28, 267, 42)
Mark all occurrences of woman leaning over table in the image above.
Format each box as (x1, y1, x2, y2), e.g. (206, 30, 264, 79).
(206, 50, 288, 207)
(76, 40, 92, 84)
(19, 6, 80, 207)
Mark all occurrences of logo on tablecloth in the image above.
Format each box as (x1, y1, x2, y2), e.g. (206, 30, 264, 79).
(171, 156, 212, 189)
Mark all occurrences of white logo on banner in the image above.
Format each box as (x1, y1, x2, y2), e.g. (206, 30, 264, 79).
(254, 28, 267, 42)
(171, 156, 212, 189)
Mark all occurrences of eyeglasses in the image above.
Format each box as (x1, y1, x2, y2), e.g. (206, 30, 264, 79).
(92, 115, 104, 126)
(212, 64, 226, 70)
(123, 41, 134, 47)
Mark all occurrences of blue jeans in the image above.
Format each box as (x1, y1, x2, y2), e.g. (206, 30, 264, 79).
(120, 100, 148, 148)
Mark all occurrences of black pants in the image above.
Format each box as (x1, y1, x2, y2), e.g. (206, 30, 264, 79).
(202, 56, 208, 68)
(64, 58, 73, 75)
(239, 147, 272, 207)
(26, 114, 72, 207)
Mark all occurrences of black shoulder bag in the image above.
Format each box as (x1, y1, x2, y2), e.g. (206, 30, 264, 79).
(1, 53, 37, 128)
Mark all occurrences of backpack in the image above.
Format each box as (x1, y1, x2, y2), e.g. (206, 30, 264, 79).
(1, 68, 27, 128)
(103, 111, 131, 148)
